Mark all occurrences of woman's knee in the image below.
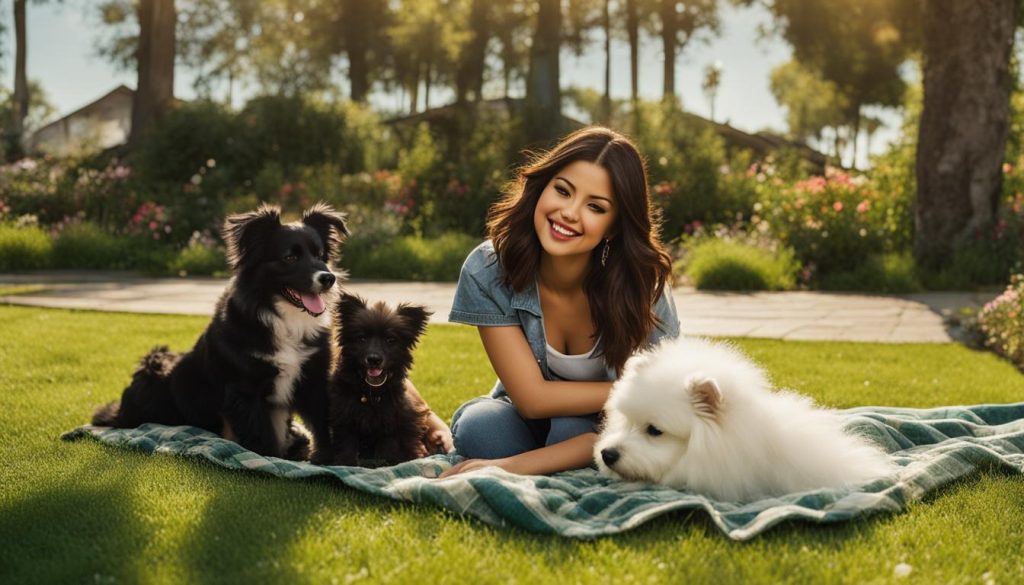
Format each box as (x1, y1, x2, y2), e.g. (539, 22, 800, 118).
(451, 399, 535, 459)
(546, 414, 599, 446)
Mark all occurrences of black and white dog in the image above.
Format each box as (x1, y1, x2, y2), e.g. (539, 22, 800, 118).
(92, 203, 348, 463)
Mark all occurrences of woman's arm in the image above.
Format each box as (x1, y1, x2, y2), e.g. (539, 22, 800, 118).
(439, 433, 597, 478)
(479, 326, 612, 419)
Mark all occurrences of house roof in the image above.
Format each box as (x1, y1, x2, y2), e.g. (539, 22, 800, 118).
(31, 84, 135, 137)
(385, 97, 828, 171)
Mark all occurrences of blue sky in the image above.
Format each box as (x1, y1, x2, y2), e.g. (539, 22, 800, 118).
(6, 0, 900, 167)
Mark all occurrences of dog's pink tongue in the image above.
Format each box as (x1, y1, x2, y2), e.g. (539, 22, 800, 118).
(367, 368, 383, 377)
(300, 292, 325, 314)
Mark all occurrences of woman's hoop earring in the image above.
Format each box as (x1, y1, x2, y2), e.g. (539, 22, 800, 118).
(601, 239, 610, 267)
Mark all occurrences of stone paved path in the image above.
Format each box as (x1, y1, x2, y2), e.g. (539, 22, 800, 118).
(0, 272, 996, 343)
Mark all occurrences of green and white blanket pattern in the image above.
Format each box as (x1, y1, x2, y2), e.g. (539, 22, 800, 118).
(63, 402, 1024, 540)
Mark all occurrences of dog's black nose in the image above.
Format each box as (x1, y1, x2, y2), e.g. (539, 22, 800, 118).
(318, 272, 336, 290)
(366, 354, 383, 368)
(601, 448, 620, 466)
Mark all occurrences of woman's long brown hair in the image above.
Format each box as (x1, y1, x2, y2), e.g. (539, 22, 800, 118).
(486, 126, 673, 375)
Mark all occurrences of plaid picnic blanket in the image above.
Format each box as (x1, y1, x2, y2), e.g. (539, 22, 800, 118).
(62, 402, 1024, 541)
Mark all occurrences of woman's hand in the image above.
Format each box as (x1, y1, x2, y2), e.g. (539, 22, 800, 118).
(438, 434, 598, 478)
(439, 457, 514, 478)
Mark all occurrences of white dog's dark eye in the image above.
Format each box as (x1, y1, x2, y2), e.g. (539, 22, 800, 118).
(646, 424, 663, 437)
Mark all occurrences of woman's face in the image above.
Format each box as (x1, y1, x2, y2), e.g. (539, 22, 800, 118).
(533, 159, 617, 262)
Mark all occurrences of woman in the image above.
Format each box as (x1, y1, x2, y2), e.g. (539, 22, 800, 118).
(441, 126, 680, 478)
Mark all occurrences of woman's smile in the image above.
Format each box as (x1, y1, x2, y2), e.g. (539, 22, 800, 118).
(548, 219, 582, 240)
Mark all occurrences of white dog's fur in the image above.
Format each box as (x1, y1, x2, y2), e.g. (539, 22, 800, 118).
(595, 336, 896, 501)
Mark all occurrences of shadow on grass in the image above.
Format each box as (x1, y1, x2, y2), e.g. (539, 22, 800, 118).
(177, 464, 404, 583)
(0, 451, 151, 584)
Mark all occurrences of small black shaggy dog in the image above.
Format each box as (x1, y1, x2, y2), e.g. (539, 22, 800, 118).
(329, 293, 432, 466)
(92, 203, 348, 463)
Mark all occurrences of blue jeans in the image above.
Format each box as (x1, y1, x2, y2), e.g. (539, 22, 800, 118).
(450, 396, 599, 459)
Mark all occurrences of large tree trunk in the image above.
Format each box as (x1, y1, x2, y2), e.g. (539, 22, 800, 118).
(915, 0, 1016, 269)
(525, 0, 561, 145)
(129, 0, 176, 149)
(8, 0, 28, 158)
(342, 0, 369, 102)
(626, 0, 639, 104)
(660, 0, 676, 100)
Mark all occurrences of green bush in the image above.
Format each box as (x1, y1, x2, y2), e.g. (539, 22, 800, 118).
(50, 222, 123, 269)
(0, 223, 51, 270)
(133, 100, 247, 186)
(817, 253, 922, 293)
(239, 95, 366, 177)
(0, 157, 75, 226)
(865, 139, 916, 254)
(759, 170, 888, 274)
(632, 102, 736, 238)
(682, 238, 799, 291)
(343, 232, 478, 281)
(167, 242, 227, 276)
(977, 273, 1024, 369)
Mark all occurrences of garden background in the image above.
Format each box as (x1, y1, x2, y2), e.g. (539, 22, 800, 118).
(2, 0, 1020, 365)
(1, 1, 1024, 582)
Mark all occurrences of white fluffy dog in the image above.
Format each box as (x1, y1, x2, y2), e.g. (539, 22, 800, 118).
(594, 336, 896, 501)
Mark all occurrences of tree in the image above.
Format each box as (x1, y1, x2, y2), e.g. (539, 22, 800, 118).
(176, 0, 260, 103)
(128, 0, 177, 148)
(524, 0, 561, 144)
(701, 61, 721, 121)
(768, 60, 848, 154)
(492, 2, 532, 99)
(454, 0, 491, 104)
(339, 0, 387, 102)
(914, 0, 1018, 268)
(5, 0, 55, 159)
(561, 0, 610, 119)
(625, 0, 639, 104)
(6, 0, 28, 159)
(0, 80, 57, 139)
(660, 0, 720, 101)
(306, 0, 390, 102)
(388, 0, 468, 113)
(748, 0, 917, 166)
(602, 0, 611, 122)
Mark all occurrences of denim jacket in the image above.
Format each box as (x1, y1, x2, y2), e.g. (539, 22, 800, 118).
(448, 240, 681, 399)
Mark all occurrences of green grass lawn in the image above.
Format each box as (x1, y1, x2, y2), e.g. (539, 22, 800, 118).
(0, 284, 48, 296)
(1, 305, 1023, 584)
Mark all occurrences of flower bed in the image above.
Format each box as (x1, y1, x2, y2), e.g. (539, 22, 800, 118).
(978, 274, 1024, 369)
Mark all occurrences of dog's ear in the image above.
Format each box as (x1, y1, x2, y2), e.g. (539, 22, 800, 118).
(686, 374, 722, 419)
(222, 204, 281, 270)
(337, 293, 367, 325)
(302, 202, 349, 262)
(396, 304, 431, 343)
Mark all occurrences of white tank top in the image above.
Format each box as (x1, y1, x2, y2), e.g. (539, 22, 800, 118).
(546, 339, 610, 381)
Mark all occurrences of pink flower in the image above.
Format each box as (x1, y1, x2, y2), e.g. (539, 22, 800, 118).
(856, 200, 869, 214)
(1003, 162, 1013, 174)
(795, 176, 827, 194)
(833, 201, 844, 212)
